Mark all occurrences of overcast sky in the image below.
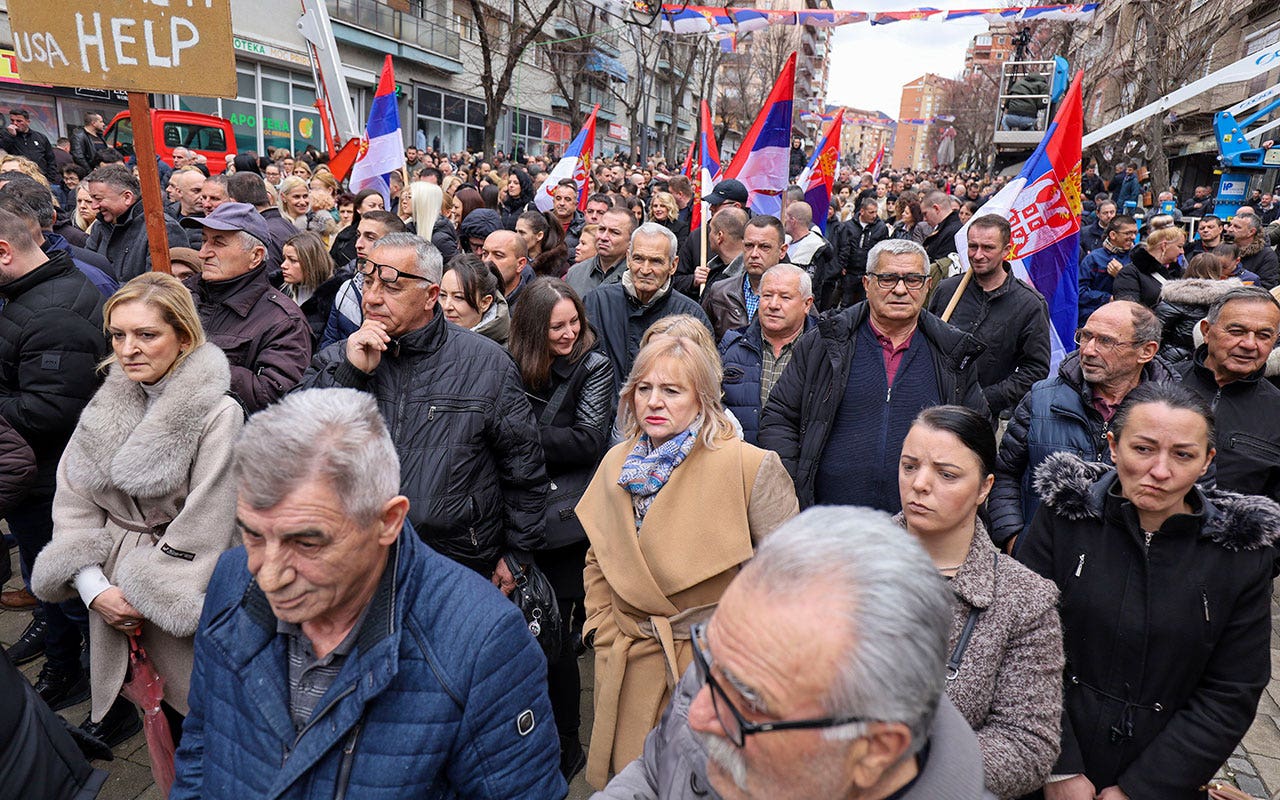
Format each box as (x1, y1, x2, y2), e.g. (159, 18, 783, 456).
(825, 0, 994, 117)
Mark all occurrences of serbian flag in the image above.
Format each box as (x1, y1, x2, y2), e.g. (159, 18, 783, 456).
(536, 105, 599, 213)
(680, 139, 695, 179)
(721, 52, 795, 217)
(867, 144, 885, 181)
(691, 100, 721, 231)
(349, 56, 405, 208)
(954, 71, 1083, 369)
(794, 108, 842, 235)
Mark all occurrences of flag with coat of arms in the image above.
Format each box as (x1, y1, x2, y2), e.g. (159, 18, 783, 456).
(350, 56, 405, 208)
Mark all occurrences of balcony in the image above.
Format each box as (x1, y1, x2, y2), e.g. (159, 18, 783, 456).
(326, 0, 462, 72)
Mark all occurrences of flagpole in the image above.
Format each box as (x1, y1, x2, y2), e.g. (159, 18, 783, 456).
(939, 267, 971, 323)
(698, 200, 709, 299)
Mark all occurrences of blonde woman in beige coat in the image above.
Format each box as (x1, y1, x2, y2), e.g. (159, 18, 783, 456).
(32, 272, 242, 750)
(577, 334, 799, 788)
(897, 405, 1063, 799)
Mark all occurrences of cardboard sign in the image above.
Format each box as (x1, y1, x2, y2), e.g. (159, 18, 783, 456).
(7, 0, 236, 98)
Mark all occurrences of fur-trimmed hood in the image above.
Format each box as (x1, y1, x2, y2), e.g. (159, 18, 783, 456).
(65, 342, 232, 498)
(1158, 277, 1243, 306)
(1033, 451, 1280, 552)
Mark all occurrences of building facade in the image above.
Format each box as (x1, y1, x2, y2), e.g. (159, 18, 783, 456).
(893, 73, 950, 172)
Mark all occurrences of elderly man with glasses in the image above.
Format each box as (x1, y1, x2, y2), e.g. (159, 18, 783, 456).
(760, 238, 988, 513)
(593, 506, 993, 800)
(989, 300, 1176, 554)
(298, 232, 549, 589)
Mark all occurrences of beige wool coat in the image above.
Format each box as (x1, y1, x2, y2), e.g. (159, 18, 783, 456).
(578, 434, 798, 788)
(32, 343, 243, 722)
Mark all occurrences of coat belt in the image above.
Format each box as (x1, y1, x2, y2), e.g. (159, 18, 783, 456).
(586, 602, 716, 787)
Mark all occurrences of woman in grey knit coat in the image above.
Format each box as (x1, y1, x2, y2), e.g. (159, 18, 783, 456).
(897, 405, 1064, 799)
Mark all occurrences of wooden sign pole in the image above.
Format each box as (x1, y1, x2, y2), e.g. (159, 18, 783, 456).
(127, 91, 171, 275)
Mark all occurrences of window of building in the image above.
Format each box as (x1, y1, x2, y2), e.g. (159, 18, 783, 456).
(416, 87, 485, 154)
(172, 64, 321, 157)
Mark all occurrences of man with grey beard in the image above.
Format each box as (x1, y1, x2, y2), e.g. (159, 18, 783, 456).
(592, 507, 992, 800)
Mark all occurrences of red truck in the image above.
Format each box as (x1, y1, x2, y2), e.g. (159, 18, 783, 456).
(104, 110, 237, 173)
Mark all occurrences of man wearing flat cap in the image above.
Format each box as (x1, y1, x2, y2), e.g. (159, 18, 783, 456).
(182, 202, 312, 412)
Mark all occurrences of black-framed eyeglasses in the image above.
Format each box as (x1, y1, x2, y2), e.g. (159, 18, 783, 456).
(689, 623, 878, 748)
(356, 258, 433, 286)
(1073, 329, 1142, 352)
(868, 272, 928, 291)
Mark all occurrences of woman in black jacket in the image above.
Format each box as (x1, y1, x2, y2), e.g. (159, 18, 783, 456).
(499, 168, 536, 230)
(1019, 382, 1280, 800)
(516, 210, 569, 278)
(327, 189, 384, 266)
(1112, 226, 1185, 309)
(1152, 253, 1239, 366)
(281, 232, 351, 347)
(507, 276, 613, 781)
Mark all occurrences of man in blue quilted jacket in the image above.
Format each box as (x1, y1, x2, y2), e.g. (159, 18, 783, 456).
(171, 388, 565, 800)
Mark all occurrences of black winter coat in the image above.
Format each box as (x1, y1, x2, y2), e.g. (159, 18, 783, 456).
(1112, 247, 1180, 309)
(299, 310, 548, 573)
(923, 209, 964, 263)
(404, 216, 461, 262)
(295, 265, 354, 348)
(526, 350, 613, 595)
(1019, 454, 1279, 799)
(584, 281, 713, 397)
(0, 126, 57, 181)
(1239, 240, 1280, 289)
(0, 649, 106, 799)
(758, 303, 988, 507)
(927, 266, 1050, 417)
(1176, 347, 1280, 502)
(1153, 278, 1240, 365)
(87, 199, 190, 281)
(837, 216, 890, 280)
(0, 251, 106, 495)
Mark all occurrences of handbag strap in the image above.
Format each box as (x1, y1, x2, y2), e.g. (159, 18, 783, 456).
(945, 553, 997, 681)
(538, 379, 574, 426)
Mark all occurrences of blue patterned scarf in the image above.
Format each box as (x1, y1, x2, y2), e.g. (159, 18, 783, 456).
(617, 421, 701, 530)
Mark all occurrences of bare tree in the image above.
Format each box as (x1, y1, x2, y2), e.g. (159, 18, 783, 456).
(607, 24, 663, 159)
(463, 0, 565, 155)
(660, 36, 710, 160)
(939, 73, 998, 171)
(546, 3, 608, 133)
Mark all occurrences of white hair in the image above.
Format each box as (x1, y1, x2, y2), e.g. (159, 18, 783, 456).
(739, 507, 951, 753)
(866, 238, 928, 274)
(233, 388, 401, 524)
(372, 232, 443, 284)
(629, 221, 678, 260)
(761, 263, 813, 300)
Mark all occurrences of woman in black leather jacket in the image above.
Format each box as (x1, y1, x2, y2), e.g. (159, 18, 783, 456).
(507, 277, 614, 781)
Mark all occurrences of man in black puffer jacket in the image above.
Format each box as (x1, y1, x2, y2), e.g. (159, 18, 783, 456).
(0, 216, 107, 708)
(298, 232, 547, 583)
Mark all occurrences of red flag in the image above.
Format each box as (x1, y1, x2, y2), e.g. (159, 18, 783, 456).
(691, 100, 721, 231)
(680, 139, 695, 179)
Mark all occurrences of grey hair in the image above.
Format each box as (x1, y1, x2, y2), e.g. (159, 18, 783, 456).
(1206, 286, 1280, 324)
(867, 238, 928, 274)
(1235, 213, 1262, 234)
(234, 230, 266, 252)
(629, 221, 678, 260)
(739, 507, 951, 754)
(372, 232, 443, 284)
(233, 388, 400, 525)
(761, 263, 812, 300)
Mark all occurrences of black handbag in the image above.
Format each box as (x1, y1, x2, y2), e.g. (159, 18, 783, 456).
(504, 554, 564, 661)
(537, 379, 593, 550)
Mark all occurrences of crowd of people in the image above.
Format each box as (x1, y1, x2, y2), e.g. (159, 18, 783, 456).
(2, 123, 1280, 800)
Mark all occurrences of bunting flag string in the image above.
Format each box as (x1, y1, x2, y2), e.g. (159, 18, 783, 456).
(658, 3, 1097, 35)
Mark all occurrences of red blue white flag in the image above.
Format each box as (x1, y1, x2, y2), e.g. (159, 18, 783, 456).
(536, 105, 599, 213)
(954, 71, 1083, 369)
(350, 56, 405, 208)
(721, 52, 795, 218)
(691, 99, 721, 231)
(867, 144, 885, 181)
(795, 108, 843, 235)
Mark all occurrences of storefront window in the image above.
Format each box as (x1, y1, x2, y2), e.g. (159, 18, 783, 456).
(171, 63, 319, 158)
(417, 86, 484, 156)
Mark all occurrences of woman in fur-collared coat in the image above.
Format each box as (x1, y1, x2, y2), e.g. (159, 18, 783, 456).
(32, 273, 243, 745)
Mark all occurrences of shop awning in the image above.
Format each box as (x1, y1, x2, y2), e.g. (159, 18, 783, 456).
(586, 50, 629, 82)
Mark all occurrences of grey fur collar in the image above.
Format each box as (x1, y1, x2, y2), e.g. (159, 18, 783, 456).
(1158, 277, 1242, 306)
(1033, 452, 1280, 552)
(67, 343, 232, 498)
